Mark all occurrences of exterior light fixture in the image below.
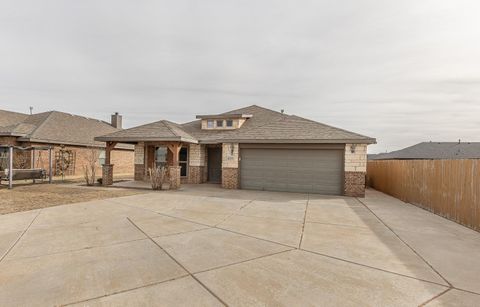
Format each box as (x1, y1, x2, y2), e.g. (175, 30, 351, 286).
(350, 144, 356, 153)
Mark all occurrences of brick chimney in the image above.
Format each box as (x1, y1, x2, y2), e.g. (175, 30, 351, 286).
(111, 112, 122, 129)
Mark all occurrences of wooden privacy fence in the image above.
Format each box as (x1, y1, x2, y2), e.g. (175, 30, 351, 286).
(367, 160, 480, 231)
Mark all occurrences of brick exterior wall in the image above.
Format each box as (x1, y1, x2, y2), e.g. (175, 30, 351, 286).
(0, 136, 134, 178)
(344, 171, 366, 197)
(222, 167, 239, 189)
(221, 143, 239, 189)
(184, 144, 207, 184)
(344, 144, 367, 197)
(187, 165, 204, 184)
(134, 164, 145, 180)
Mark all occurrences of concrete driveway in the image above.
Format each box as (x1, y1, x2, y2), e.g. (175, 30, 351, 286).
(0, 185, 479, 306)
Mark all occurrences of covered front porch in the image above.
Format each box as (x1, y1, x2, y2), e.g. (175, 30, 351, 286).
(95, 120, 240, 190)
(95, 120, 200, 190)
(102, 140, 193, 190)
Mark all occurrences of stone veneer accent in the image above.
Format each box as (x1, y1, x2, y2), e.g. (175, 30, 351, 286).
(134, 164, 145, 180)
(344, 171, 366, 197)
(344, 144, 367, 197)
(102, 164, 114, 185)
(134, 142, 145, 180)
(186, 144, 207, 184)
(187, 165, 204, 184)
(169, 166, 181, 189)
(222, 167, 239, 189)
(221, 143, 239, 189)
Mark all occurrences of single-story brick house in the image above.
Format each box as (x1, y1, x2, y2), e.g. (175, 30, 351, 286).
(0, 109, 134, 177)
(96, 105, 375, 196)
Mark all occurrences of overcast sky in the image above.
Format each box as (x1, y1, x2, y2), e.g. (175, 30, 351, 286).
(1, 0, 479, 153)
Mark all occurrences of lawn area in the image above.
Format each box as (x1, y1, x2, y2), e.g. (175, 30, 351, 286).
(0, 183, 147, 214)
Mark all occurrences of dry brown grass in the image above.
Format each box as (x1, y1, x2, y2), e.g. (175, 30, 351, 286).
(0, 183, 147, 215)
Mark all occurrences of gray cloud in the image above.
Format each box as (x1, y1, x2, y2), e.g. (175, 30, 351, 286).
(1, 0, 479, 153)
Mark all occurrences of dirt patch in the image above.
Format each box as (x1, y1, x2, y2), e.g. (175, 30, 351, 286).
(0, 183, 147, 215)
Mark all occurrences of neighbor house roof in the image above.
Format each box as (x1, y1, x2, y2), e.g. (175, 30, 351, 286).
(95, 120, 198, 143)
(0, 110, 130, 148)
(96, 105, 375, 144)
(0, 110, 28, 127)
(371, 142, 480, 160)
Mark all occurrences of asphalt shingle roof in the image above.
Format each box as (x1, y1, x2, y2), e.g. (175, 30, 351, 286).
(95, 120, 197, 143)
(371, 142, 480, 160)
(0, 110, 129, 148)
(96, 105, 375, 144)
(0, 110, 28, 127)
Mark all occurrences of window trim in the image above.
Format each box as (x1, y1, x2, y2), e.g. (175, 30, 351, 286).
(216, 120, 224, 128)
(226, 119, 233, 127)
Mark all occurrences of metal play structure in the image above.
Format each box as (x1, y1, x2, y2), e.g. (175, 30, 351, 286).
(0, 145, 53, 189)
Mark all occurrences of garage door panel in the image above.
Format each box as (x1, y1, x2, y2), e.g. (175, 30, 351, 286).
(240, 148, 343, 195)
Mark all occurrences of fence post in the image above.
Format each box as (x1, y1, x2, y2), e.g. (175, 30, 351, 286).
(8, 146, 13, 189)
(48, 147, 53, 184)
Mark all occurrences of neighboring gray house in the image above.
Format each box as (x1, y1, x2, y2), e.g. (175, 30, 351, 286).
(370, 142, 480, 160)
(96, 105, 375, 197)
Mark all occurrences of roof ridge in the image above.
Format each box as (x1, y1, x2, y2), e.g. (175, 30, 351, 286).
(162, 120, 180, 137)
(25, 111, 55, 138)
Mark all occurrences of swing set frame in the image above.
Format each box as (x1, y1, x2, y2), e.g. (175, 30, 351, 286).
(0, 145, 53, 189)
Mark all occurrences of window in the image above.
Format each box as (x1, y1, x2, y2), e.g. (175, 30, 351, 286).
(155, 146, 167, 168)
(179, 147, 188, 177)
(207, 120, 214, 128)
(98, 150, 105, 166)
(226, 119, 233, 127)
(216, 120, 224, 128)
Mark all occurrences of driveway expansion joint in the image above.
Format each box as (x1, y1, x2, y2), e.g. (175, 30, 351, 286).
(0, 209, 42, 262)
(126, 217, 228, 307)
(299, 248, 450, 288)
(61, 274, 191, 306)
(355, 197, 453, 288)
(298, 193, 310, 249)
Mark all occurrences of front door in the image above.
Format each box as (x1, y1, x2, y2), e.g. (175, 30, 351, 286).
(207, 147, 222, 183)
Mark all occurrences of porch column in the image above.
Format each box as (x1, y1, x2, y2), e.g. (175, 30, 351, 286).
(167, 142, 181, 189)
(134, 142, 145, 181)
(102, 141, 117, 186)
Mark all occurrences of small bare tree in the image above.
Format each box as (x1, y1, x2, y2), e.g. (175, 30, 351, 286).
(148, 166, 167, 190)
(83, 147, 100, 186)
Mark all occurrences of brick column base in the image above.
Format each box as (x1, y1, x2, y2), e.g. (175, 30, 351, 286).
(102, 164, 114, 186)
(344, 171, 366, 197)
(222, 167, 239, 189)
(134, 164, 145, 181)
(169, 166, 181, 189)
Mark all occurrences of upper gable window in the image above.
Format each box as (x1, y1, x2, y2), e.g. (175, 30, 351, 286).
(207, 120, 214, 128)
(216, 120, 224, 127)
(226, 120, 233, 127)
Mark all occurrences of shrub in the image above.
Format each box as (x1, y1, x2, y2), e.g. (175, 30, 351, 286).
(148, 166, 167, 190)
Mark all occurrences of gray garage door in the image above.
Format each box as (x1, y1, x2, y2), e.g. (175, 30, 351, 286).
(240, 148, 343, 195)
